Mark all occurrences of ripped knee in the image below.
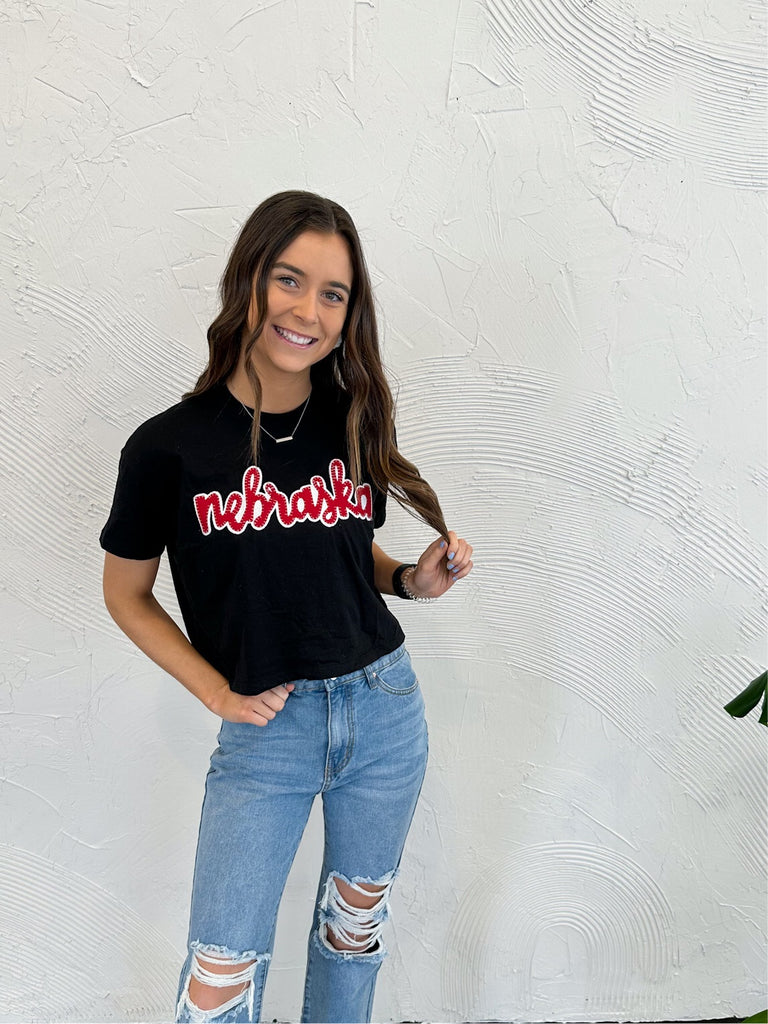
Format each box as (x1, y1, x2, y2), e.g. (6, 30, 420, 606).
(318, 870, 396, 957)
(177, 944, 268, 1021)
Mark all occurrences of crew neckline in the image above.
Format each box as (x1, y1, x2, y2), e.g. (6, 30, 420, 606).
(223, 382, 312, 418)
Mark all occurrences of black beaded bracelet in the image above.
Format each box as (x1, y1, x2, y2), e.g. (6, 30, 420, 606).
(392, 563, 418, 600)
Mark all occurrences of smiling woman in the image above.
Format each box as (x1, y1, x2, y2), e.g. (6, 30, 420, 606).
(241, 231, 351, 385)
(99, 190, 473, 1024)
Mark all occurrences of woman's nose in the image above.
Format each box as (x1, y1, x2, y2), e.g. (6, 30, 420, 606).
(293, 291, 319, 322)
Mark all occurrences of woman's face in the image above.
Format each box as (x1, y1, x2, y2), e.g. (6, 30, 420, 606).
(246, 230, 353, 381)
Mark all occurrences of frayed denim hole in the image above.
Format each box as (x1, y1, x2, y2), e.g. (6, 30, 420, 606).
(176, 944, 269, 1022)
(318, 871, 395, 956)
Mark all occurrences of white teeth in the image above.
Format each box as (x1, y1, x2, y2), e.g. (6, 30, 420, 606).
(275, 325, 315, 346)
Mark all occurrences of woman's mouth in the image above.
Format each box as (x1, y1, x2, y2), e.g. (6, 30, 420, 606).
(273, 324, 317, 348)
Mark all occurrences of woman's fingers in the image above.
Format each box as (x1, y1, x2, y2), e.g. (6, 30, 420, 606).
(262, 685, 290, 710)
(414, 530, 474, 597)
(449, 558, 474, 582)
(445, 533, 473, 575)
(219, 684, 294, 725)
(418, 535, 450, 571)
(250, 683, 294, 724)
(420, 531, 474, 574)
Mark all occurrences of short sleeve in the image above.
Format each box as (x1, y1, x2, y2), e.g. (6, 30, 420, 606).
(372, 484, 387, 530)
(100, 424, 178, 559)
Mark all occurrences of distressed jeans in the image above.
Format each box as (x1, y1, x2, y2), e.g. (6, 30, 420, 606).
(175, 644, 429, 1024)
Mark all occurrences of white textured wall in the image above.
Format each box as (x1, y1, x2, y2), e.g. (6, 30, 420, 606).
(1, 0, 766, 1021)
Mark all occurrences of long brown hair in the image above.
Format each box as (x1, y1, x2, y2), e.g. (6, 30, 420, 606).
(186, 190, 448, 538)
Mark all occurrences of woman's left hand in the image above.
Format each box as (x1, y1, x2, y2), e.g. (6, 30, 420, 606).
(410, 530, 474, 599)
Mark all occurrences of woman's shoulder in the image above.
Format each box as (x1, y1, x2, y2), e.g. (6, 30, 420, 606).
(121, 385, 230, 455)
(313, 380, 351, 418)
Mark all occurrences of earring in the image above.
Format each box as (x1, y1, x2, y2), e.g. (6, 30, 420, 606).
(333, 335, 344, 350)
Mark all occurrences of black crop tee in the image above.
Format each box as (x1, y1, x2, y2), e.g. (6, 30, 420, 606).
(100, 382, 405, 695)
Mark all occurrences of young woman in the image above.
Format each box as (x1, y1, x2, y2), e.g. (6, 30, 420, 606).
(100, 190, 473, 1024)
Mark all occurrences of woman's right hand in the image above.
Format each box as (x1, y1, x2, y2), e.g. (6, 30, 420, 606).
(210, 682, 295, 725)
(102, 553, 295, 725)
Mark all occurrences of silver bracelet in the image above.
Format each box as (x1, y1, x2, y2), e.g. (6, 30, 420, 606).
(401, 565, 437, 602)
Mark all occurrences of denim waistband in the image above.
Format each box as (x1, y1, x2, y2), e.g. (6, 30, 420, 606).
(286, 643, 407, 693)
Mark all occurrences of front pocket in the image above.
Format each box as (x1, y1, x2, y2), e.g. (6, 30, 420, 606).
(371, 650, 419, 695)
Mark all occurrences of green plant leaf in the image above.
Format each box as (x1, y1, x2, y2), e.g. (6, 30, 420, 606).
(742, 1010, 768, 1023)
(724, 671, 768, 726)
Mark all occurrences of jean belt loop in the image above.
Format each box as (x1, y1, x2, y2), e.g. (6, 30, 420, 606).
(363, 663, 377, 690)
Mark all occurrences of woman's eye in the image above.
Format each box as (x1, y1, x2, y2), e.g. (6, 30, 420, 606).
(323, 291, 345, 303)
(276, 275, 297, 287)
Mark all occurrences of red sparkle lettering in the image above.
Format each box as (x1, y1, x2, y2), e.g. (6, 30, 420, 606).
(290, 484, 323, 523)
(310, 474, 338, 526)
(351, 482, 373, 519)
(193, 460, 373, 536)
(194, 492, 225, 535)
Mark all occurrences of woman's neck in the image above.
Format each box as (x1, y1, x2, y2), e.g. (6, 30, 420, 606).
(227, 356, 311, 413)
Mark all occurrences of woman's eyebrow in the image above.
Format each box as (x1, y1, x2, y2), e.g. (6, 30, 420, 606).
(274, 261, 351, 296)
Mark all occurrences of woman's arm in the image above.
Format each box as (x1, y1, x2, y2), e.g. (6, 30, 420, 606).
(372, 530, 473, 600)
(372, 542, 401, 595)
(102, 553, 293, 724)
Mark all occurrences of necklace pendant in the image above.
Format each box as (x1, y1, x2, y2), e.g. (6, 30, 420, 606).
(235, 389, 311, 444)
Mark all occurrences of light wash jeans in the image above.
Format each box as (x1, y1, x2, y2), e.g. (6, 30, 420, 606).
(175, 643, 428, 1024)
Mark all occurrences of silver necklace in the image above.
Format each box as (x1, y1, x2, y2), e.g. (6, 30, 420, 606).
(237, 392, 311, 443)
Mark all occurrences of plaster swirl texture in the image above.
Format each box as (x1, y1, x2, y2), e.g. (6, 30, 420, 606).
(0, 845, 179, 1022)
(1, 0, 765, 1020)
(458, 0, 767, 187)
(441, 843, 678, 1019)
